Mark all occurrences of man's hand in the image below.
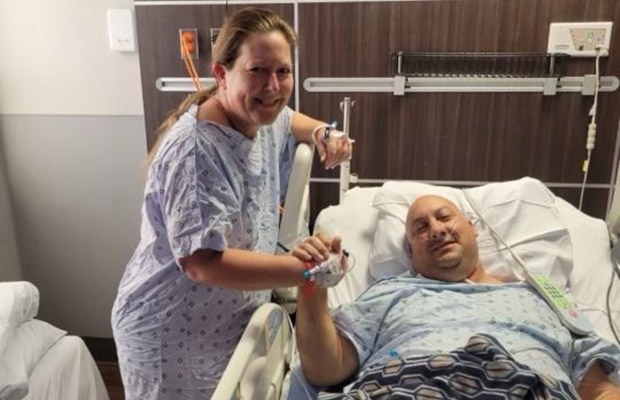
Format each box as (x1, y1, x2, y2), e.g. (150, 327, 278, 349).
(578, 362, 620, 399)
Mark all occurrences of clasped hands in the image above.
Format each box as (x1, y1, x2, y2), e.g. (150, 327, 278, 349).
(293, 232, 348, 289)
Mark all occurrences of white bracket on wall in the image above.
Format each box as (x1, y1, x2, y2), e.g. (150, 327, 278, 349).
(302, 76, 620, 96)
(156, 77, 216, 92)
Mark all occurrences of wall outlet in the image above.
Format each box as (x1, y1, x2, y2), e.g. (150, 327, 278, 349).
(179, 29, 199, 60)
(547, 22, 612, 57)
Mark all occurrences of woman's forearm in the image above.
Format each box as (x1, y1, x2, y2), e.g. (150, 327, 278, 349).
(290, 111, 327, 143)
(181, 248, 307, 290)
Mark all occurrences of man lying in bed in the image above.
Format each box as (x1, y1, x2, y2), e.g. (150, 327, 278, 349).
(294, 195, 620, 399)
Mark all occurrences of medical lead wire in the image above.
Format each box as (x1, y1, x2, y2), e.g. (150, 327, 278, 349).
(579, 46, 606, 210)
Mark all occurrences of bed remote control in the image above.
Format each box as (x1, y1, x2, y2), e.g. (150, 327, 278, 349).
(529, 273, 593, 336)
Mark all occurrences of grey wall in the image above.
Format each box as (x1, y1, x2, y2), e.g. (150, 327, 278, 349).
(0, 0, 145, 338)
(0, 137, 21, 282)
(0, 115, 146, 337)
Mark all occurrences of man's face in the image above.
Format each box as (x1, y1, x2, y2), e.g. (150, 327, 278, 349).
(405, 195, 479, 281)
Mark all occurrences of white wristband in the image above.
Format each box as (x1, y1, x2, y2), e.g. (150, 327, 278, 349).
(311, 124, 330, 144)
(311, 123, 344, 143)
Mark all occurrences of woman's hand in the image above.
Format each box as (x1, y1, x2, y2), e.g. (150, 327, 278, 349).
(292, 232, 348, 288)
(315, 130, 353, 170)
(292, 231, 334, 263)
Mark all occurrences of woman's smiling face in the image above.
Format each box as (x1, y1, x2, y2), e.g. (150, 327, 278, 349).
(216, 31, 294, 137)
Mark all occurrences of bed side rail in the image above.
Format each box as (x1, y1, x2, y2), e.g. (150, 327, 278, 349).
(210, 303, 294, 400)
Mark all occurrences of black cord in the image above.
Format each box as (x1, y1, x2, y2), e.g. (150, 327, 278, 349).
(277, 242, 290, 253)
(606, 267, 620, 345)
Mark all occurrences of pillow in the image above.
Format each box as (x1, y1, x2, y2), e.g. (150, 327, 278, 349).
(0, 281, 40, 359)
(314, 187, 380, 308)
(0, 281, 40, 326)
(369, 177, 574, 288)
(0, 319, 66, 399)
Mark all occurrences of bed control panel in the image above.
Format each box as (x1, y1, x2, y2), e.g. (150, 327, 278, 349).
(529, 273, 593, 336)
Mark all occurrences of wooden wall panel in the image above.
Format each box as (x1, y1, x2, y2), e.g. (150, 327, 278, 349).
(134, 0, 620, 221)
(297, 0, 620, 220)
(135, 4, 295, 147)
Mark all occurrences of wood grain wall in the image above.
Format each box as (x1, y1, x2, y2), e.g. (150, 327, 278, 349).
(135, 3, 295, 144)
(135, 0, 620, 220)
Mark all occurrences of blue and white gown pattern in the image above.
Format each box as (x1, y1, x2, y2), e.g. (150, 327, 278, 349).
(112, 104, 297, 399)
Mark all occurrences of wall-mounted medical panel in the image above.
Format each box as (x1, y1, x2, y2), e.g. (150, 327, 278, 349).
(134, 3, 295, 146)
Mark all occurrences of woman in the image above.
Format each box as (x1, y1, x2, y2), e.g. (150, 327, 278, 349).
(111, 7, 351, 399)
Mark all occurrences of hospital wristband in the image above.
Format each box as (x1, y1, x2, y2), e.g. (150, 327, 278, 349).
(311, 124, 330, 144)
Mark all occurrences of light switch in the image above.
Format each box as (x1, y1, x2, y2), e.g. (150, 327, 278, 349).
(107, 9, 136, 52)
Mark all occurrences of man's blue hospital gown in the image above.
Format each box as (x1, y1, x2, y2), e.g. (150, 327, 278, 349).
(331, 276, 620, 391)
(112, 104, 296, 399)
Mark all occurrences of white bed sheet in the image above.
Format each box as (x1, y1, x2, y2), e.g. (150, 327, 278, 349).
(26, 335, 109, 400)
(317, 185, 620, 343)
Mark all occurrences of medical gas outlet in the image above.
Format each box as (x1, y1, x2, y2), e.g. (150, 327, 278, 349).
(547, 22, 612, 57)
(179, 29, 199, 60)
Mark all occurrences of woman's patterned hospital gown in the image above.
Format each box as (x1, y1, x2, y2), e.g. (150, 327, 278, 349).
(112, 104, 297, 399)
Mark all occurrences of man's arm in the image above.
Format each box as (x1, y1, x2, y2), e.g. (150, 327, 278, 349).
(295, 287, 359, 386)
(577, 361, 620, 399)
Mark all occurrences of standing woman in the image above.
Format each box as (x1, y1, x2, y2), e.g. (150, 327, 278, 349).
(111, 7, 350, 400)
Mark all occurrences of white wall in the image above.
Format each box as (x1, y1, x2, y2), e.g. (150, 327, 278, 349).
(0, 0, 146, 337)
(0, 0, 143, 115)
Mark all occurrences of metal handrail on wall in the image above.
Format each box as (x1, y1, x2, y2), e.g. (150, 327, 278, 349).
(155, 51, 619, 96)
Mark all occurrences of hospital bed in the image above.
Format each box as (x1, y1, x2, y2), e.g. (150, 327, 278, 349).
(0, 281, 109, 400)
(211, 144, 620, 400)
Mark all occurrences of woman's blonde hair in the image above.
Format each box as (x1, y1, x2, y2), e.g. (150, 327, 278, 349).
(145, 7, 297, 169)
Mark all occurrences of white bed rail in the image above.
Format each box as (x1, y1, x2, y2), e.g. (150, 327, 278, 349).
(278, 143, 313, 250)
(211, 303, 294, 400)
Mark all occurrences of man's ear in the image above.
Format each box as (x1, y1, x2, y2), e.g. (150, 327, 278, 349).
(212, 63, 227, 89)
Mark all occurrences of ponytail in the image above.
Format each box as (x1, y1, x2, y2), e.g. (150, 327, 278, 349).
(144, 85, 218, 171)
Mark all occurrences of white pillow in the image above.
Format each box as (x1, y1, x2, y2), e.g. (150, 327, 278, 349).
(369, 177, 574, 288)
(0, 319, 66, 399)
(314, 187, 380, 308)
(0, 281, 40, 361)
(0, 282, 40, 326)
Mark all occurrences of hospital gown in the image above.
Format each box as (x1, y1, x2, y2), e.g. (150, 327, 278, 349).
(111, 104, 297, 399)
(289, 275, 620, 398)
(334, 275, 620, 389)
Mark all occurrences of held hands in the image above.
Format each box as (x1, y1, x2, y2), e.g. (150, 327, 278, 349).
(293, 232, 348, 288)
(313, 125, 353, 170)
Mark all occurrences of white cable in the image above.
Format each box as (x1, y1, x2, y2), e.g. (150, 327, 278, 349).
(462, 189, 531, 280)
(579, 149, 592, 210)
(579, 45, 606, 210)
